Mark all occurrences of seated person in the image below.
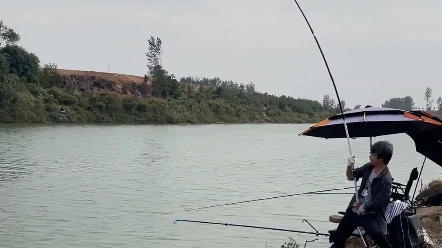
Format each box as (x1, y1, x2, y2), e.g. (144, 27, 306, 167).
(331, 141, 394, 248)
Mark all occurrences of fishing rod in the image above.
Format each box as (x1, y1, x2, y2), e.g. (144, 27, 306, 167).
(293, 0, 359, 204)
(308, 192, 353, 195)
(174, 219, 330, 237)
(185, 186, 353, 211)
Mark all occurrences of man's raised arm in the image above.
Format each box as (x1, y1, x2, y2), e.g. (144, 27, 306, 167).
(346, 157, 369, 181)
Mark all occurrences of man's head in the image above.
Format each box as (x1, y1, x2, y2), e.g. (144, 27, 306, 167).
(369, 141, 394, 167)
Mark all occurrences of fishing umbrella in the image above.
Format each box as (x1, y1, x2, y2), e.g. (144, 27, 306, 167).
(407, 127, 442, 168)
(408, 110, 442, 124)
(299, 107, 442, 139)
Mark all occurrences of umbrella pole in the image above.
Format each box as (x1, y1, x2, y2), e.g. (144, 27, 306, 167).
(411, 149, 429, 202)
(370, 137, 372, 149)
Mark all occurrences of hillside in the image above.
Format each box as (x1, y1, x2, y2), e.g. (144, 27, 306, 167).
(52, 69, 442, 122)
(56, 68, 152, 98)
(57, 69, 146, 84)
(55, 69, 204, 99)
(1, 59, 335, 124)
(1, 20, 440, 125)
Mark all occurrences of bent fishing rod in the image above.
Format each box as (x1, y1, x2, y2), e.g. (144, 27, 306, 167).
(293, 0, 359, 203)
(174, 219, 330, 237)
(185, 186, 353, 211)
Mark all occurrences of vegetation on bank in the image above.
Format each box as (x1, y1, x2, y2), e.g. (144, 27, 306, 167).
(416, 177, 442, 201)
(0, 21, 344, 124)
(0, 20, 441, 124)
(381, 88, 442, 112)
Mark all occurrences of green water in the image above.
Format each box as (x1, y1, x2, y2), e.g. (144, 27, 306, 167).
(0, 124, 440, 247)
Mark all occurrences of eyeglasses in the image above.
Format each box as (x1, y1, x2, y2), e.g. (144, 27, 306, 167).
(369, 153, 378, 157)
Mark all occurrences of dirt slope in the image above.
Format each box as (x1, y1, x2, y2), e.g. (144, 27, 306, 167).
(57, 69, 146, 84)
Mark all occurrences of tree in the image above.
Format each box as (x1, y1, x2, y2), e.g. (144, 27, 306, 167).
(0, 52, 9, 74)
(150, 65, 167, 97)
(329, 99, 336, 110)
(354, 105, 361, 109)
(168, 75, 181, 100)
(145, 36, 162, 76)
(382, 96, 415, 110)
(437, 97, 442, 111)
(339, 100, 346, 110)
(146, 36, 168, 97)
(424, 87, 433, 111)
(322, 94, 332, 109)
(403, 96, 415, 110)
(1, 45, 40, 82)
(0, 20, 20, 47)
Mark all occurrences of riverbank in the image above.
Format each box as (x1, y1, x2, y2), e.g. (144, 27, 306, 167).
(0, 22, 347, 125)
(0, 67, 336, 124)
(3, 66, 441, 125)
(1, 21, 441, 124)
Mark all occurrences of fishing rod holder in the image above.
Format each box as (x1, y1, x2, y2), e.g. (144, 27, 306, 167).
(302, 219, 319, 236)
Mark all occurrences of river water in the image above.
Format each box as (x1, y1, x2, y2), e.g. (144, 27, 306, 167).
(0, 124, 441, 248)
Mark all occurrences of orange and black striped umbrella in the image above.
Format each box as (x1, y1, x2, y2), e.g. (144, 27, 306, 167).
(299, 107, 442, 139)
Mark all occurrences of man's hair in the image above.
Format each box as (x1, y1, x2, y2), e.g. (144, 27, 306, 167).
(371, 140, 394, 164)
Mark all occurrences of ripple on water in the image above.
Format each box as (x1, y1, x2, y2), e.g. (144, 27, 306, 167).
(0, 124, 441, 248)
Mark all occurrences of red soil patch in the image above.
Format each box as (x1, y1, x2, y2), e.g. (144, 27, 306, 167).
(57, 69, 146, 84)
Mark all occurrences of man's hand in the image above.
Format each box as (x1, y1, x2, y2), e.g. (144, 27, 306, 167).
(348, 156, 355, 167)
(353, 201, 362, 209)
(346, 156, 356, 181)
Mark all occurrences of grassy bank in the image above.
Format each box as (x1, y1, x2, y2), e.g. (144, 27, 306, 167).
(0, 71, 335, 124)
(0, 21, 339, 124)
(416, 177, 442, 201)
(2, 20, 440, 125)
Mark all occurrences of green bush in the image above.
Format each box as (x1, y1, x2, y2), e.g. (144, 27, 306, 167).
(60, 94, 78, 105)
(0, 45, 40, 82)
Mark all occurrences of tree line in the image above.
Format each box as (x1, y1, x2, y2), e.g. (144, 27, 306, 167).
(145, 35, 442, 114)
(144, 35, 341, 116)
(0, 20, 337, 124)
(380, 87, 441, 111)
(1, 18, 440, 124)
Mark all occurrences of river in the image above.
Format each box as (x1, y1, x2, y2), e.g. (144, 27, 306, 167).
(0, 124, 441, 248)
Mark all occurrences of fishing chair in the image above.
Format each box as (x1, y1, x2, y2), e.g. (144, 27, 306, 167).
(328, 167, 419, 247)
(391, 167, 419, 203)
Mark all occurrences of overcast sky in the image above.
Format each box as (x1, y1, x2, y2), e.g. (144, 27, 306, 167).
(2, 0, 441, 108)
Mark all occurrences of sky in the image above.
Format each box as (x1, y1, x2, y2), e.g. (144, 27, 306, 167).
(2, 0, 442, 108)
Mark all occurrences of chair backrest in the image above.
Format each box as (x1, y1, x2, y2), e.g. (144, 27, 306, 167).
(404, 167, 419, 200)
(390, 167, 419, 202)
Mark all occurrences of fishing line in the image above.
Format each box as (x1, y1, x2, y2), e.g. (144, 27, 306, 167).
(293, 0, 359, 203)
(185, 186, 353, 211)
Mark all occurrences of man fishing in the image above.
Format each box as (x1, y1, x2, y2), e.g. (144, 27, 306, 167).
(331, 141, 393, 248)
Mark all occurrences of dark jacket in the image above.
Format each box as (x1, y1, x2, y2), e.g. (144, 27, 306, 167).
(347, 162, 392, 234)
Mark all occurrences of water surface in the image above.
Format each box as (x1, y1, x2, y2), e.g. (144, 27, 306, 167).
(0, 124, 440, 248)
